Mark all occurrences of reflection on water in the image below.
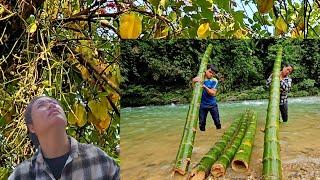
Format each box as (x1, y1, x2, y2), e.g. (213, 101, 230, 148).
(121, 97, 320, 179)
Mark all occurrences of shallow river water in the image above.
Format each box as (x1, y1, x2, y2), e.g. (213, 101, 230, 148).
(121, 96, 320, 179)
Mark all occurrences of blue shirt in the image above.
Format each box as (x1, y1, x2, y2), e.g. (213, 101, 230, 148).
(200, 78, 218, 108)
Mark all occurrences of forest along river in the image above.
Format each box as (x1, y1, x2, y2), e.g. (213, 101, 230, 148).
(121, 96, 320, 179)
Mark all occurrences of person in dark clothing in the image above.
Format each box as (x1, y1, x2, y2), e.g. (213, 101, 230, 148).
(193, 64, 221, 131)
(266, 63, 294, 122)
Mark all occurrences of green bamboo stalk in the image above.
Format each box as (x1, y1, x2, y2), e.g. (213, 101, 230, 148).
(231, 110, 257, 172)
(263, 47, 283, 180)
(211, 111, 250, 177)
(0, 167, 9, 179)
(188, 116, 244, 180)
(174, 44, 214, 175)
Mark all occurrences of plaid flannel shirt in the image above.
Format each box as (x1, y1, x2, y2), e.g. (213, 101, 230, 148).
(266, 74, 292, 105)
(8, 136, 119, 180)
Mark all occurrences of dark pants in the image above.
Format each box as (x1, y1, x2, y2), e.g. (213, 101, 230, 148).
(280, 103, 288, 122)
(199, 104, 221, 131)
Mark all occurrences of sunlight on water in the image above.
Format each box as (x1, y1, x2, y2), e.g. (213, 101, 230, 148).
(121, 97, 320, 179)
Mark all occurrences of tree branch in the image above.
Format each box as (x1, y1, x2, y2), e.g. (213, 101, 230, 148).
(316, 0, 320, 8)
(306, 0, 319, 37)
(304, 0, 307, 38)
(106, 95, 120, 118)
(75, 52, 121, 95)
(130, 7, 176, 35)
(56, 11, 125, 23)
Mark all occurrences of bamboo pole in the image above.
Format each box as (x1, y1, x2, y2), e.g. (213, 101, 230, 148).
(231, 110, 257, 172)
(211, 111, 249, 177)
(188, 116, 244, 180)
(173, 44, 213, 175)
(262, 47, 283, 179)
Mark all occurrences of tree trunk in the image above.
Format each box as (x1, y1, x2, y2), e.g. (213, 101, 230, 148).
(262, 47, 283, 179)
(173, 44, 213, 175)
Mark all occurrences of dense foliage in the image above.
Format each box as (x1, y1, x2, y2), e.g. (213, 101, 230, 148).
(0, 0, 120, 173)
(121, 39, 320, 107)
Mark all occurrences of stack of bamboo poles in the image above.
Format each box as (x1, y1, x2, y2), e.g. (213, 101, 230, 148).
(188, 110, 257, 179)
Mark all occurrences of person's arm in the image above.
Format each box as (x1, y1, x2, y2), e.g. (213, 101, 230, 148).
(191, 76, 201, 87)
(280, 78, 292, 92)
(203, 79, 218, 96)
(203, 85, 217, 96)
(266, 74, 272, 88)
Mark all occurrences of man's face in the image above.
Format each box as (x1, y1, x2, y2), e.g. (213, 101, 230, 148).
(282, 66, 293, 77)
(205, 68, 215, 79)
(29, 97, 67, 136)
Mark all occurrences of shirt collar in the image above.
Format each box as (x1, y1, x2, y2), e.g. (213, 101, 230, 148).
(33, 136, 79, 165)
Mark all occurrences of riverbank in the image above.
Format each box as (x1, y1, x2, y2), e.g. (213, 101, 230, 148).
(121, 85, 320, 107)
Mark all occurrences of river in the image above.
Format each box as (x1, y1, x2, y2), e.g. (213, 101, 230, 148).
(121, 96, 320, 179)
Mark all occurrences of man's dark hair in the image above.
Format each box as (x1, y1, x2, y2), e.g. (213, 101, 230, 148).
(282, 62, 294, 73)
(207, 64, 218, 73)
(24, 96, 60, 148)
(24, 96, 45, 148)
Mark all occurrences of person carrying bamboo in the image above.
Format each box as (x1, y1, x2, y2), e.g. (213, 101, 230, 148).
(192, 64, 221, 131)
(266, 62, 294, 123)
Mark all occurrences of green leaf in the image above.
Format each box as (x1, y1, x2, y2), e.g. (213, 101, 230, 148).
(169, 11, 177, 22)
(189, 19, 198, 27)
(225, 30, 235, 37)
(234, 21, 240, 30)
(176, 1, 186, 8)
(181, 16, 191, 28)
(0, 116, 6, 127)
(26, 15, 36, 24)
(253, 12, 260, 22)
(196, 0, 212, 9)
(148, 0, 160, 7)
(252, 23, 261, 31)
(159, 0, 168, 9)
(201, 7, 214, 22)
(216, 0, 230, 12)
(248, 18, 254, 24)
(233, 11, 245, 26)
(210, 21, 220, 30)
(261, 30, 271, 36)
(191, 13, 202, 20)
(184, 5, 198, 13)
(261, 15, 271, 25)
(188, 27, 197, 37)
(87, 0, 94, 5)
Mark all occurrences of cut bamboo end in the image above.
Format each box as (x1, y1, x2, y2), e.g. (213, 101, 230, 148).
(173, 168, 186, 176)
(211, 164, 225, 177)
(188, 171, 205, 180)
(174, 159, 190, 175)
(231, 159, 249, 172)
